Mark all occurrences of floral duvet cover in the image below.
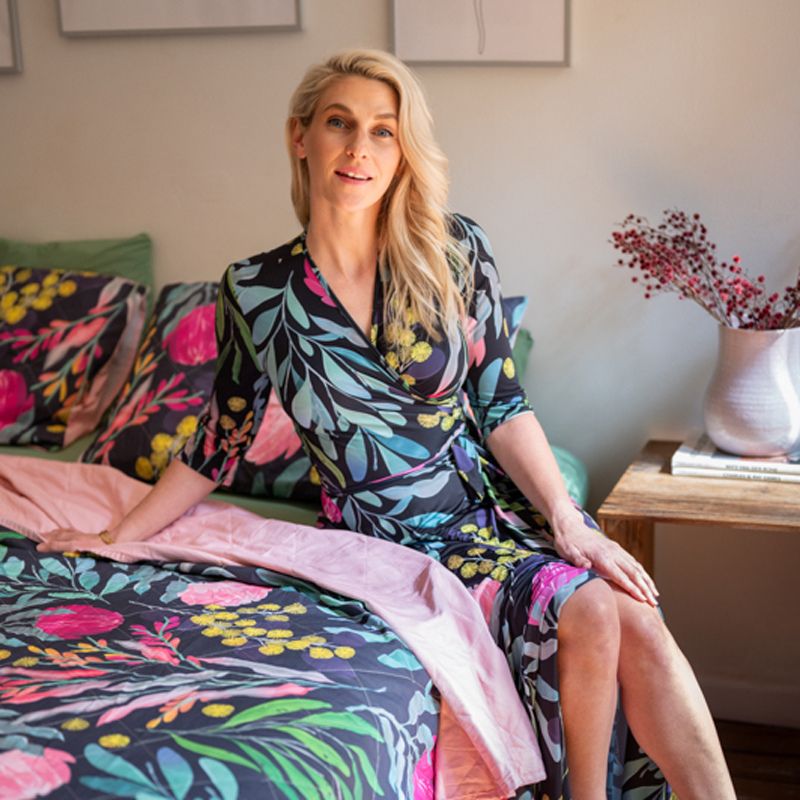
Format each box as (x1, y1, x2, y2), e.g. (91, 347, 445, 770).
(0, 531, 437, 800)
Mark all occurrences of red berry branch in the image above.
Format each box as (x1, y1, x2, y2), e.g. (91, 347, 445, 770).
(611, 210, 800, 329)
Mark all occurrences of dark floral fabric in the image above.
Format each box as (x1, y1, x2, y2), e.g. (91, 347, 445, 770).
(0, 531, 437, 799)
(178, 214, 669, 798)
(0, 265, 146, 448)
(81, 283, 319, 501)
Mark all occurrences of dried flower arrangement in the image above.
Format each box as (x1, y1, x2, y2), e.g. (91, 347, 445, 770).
(611, 210, 800, 329)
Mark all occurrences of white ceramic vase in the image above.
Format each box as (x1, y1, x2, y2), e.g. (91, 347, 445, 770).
(703, 325, 800, 456)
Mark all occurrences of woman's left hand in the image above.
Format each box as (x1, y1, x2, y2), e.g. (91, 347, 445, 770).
(37, 529, 108, 554)
(551, 506, 659, 606)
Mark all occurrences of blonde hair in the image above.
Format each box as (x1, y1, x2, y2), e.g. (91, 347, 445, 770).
(286, 49, 470, 345)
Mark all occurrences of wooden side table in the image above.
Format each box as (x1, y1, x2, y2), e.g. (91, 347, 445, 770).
(597, 440, 800, 576)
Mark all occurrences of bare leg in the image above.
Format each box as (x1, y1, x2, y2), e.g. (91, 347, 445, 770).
(558, 579, 621, 799)
(614, 589, 736, 800)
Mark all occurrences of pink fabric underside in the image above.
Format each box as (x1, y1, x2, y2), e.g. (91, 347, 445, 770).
(0, 455, 544, 799)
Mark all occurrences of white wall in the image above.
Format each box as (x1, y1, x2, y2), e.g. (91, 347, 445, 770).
(2, 0, 799, 726)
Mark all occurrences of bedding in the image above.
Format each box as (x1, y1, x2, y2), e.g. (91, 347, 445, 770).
(0, 456, 544, 800)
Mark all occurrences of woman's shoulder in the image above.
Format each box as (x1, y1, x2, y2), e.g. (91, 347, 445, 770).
(225, 233, 306, 290)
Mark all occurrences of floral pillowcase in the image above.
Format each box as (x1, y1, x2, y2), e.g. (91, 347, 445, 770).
(80, 282, 320, 501)
(0, 265, 147, 448)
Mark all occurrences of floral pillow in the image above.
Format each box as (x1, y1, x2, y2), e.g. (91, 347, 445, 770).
(81, 282, 320, 502)
(0, 265, 147, 447)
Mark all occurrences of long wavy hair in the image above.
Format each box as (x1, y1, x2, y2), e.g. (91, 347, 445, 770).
(286, 49, 470, 345)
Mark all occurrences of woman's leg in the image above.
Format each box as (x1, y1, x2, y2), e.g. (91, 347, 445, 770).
(613, 589, 737, 800)
(558, 579, 621, 799)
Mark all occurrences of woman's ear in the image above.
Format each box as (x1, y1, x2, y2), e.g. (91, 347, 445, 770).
(290, 118, 307, 159)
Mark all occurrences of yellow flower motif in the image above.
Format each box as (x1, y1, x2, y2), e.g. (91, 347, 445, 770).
(503, 319, 510, 337)
(285, 639, 311, 650)
(404, 307, 417, 326)
(333, 646, 356, 659)
(502, 357, 516, 379)
(264, 614, 289, 622)
(99, 734, 130, 749)
(398, 329, 416, 348)
(410, 341, 432, 363)
(490, 566, 509, 582)
(227, 397, 247, 413)
(61, 718, 90, 731)
(219, 415, 236, 431)
(135, 457, 154, 481)
(477, 527, 492, 540)
(309, 646, 334, 659)
(309, 465, 321, 485)
(236, 607, 259, 614)
(282, 603, 307, 615)
(151, 450, 169, 472)
(151, 433, 173, 453)
(242, 627, 267, 636)
(3, 305, 26, 325)
(266, 629, 293, 639)
(467, 547, 485, 556)
(13, 657, 39, 667)
(305, 635, 326, 644)
(440, 415, 455, 432)
(202, 704, 235, 718)
(400, 373, 416, 386)
(58, 280, 77, 297)
(0, 649, 10, 660)
(233, 618, 257, 627)
(446, 555, 464, 569)
(478, 560, 495, 575)
(213, 612, 239, 621)
(1, 291, 18, 308)
(221, 636, 247, 647)
(21, 282, 39, 296)
(190, 614, 216, 625)
(460, 562, 478, 579)
(385, 351, 399, 370)
(31, 295, 53, 311)
(176, 415, 198, 437)
(370, 324, 378, 345)
(460, 523, 478, 534)
(201, 627, 225, 637)
(417, 413, 440, 429)
(42, 272, 59, 288)
(259, 643, 285, 656)
(257, 603, 280, 611)
(291, 242, 304, 256)
(15, 269, 31, 282)
(205, 604, 225, 610)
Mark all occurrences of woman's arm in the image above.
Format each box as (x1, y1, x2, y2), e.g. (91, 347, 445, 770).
(487, 413, 659, 606)
(36, 458, 217, 553)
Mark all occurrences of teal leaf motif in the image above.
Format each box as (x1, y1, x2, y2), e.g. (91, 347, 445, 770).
(38, 557, 71, 579)
(285, 282, 310, 330)
(291, 378, 313, 429)
(199, 758, 239, 800)
(345, 430, 368, 483)
(79, 570, 100, 592)
(99, 573, 129, 597)
(477, 357, 502, 404)
(84, 743, 157, 790)
(157, 747, 194, 800)
(0, 557, 24, 579)
(378, 648, 423, 671)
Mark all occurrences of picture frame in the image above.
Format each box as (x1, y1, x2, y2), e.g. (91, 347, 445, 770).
(57, 0, 301, 37)
(391, 0, 569, 66)
(0, 0, 22, 74)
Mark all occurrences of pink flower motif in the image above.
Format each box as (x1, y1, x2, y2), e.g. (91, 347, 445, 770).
(244, 394, 302, 465)
(35, 605, 124, 640)
(179, 581, 272, 607)
(320, 489, 342, 524)
(528, 562, 587, 627)
(0, 370, 34, 431)
(0, 748, 74, 799)
(469, 578, 502, 624)
(164, 304, 217, 366)
(465, 316, 485, 368)
(304, 259, 336, 307)
(412, 738, 436, 800)
(140, 645, 180, 666)
(60, 316, 106, 349)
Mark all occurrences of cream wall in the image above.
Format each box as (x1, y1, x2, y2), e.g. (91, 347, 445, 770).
(2, 0, 799, 726)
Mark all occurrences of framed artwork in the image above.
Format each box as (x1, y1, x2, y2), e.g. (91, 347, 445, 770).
(0, 0, 22, 73)
(392, 0, 569, 66)
(58, 0, 301, 37)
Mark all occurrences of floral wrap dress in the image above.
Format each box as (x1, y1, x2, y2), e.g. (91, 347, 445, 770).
(179, 215, 668, 799)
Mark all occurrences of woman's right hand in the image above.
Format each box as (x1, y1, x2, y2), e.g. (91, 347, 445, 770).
(37, 529, 111, 554)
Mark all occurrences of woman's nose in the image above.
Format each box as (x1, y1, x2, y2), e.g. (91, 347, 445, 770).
(346, 128, 369, 159)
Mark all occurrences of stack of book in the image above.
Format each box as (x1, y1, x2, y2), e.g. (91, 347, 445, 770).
(671, 433, 800, 484)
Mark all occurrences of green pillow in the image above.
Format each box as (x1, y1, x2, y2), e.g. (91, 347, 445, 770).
(0, 233, 153, 310)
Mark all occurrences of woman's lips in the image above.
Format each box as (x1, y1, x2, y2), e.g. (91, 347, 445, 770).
(335, 170, 372, 183)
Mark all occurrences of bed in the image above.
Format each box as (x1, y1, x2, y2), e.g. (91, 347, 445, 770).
(0, 232, 584, 798)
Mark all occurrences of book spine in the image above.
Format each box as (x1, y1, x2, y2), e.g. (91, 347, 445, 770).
(670, 456, 800, 475)
(671, 466, 800, 483)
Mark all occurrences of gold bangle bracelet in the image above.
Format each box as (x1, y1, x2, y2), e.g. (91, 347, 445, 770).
(98, 530, 114, 545)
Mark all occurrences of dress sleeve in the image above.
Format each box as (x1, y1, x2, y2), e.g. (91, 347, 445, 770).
(458, 216, 534, 440)
(177, 264, 271, 486)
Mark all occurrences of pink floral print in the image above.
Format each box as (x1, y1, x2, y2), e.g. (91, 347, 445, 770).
(35, 605, 125, 639)
(0, 748, 74, 799)
(178, 580, 272, 607)
(164, 303, 217, 365)
(0, 370, 33, 430)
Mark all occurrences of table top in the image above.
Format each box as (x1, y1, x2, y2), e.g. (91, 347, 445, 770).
(597, 440, 800, 533)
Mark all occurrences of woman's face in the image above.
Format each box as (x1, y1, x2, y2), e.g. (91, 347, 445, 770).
(293, 75, 402, 219)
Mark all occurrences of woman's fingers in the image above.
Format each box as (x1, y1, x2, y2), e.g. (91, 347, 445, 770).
(36, 530, 99, 553)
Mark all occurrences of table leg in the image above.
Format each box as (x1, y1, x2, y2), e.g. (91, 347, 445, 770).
(599, 517, 655, 577)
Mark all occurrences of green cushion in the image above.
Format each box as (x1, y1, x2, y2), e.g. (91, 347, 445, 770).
(0, 233, 154, 311)
(511, 328, 533, 381)
(552, 444, 589, 507)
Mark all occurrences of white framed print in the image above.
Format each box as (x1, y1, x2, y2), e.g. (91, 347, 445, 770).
(392, 0, 569, 66)
(58, 0, 301, 37)
(0, 0, 22, 73)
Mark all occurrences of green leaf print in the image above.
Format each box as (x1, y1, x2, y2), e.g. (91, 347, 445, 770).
(295, 712, 383, 741)
(198, 758, 239, 800)
(170, 734, 259, 771)
(221, 698, 330, 729)
(274, 725, 350, 776)
(350, 745, 384, 797)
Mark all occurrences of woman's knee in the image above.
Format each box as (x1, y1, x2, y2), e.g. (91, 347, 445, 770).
(615, 591, 674, 666)
(559, 578, 621, 655)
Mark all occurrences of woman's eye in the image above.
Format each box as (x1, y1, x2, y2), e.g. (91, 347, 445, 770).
(374, 127, 394, 138)
(327, 117, 346, 129)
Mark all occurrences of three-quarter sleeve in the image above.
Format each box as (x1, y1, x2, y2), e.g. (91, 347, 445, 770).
(457, 216, 534, 440)
(177, 264, 271, 486)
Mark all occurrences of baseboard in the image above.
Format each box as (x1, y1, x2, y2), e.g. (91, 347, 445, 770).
(700, 674, 800, 729)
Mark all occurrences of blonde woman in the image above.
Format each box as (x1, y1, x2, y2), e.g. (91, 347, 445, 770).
(40, 50, 735, 799)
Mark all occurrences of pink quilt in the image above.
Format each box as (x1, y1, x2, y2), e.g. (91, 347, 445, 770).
(0, 455, 544, 799)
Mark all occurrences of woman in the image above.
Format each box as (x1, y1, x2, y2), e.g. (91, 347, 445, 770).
(40, 50, 735, 799)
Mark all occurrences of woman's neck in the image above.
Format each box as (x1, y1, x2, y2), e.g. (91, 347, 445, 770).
(305, 207, 380, 279)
